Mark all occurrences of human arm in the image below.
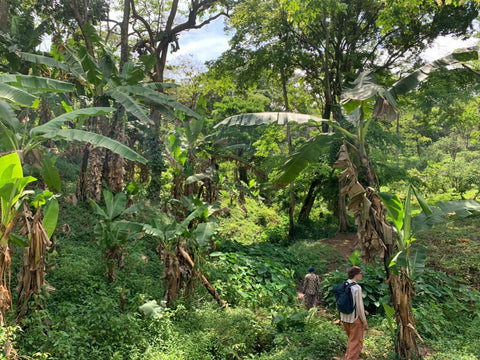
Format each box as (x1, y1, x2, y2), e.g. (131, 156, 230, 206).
(354, 286, 367, 326)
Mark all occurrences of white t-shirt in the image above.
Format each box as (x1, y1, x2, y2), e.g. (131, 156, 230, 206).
(339, 279, 367, 324)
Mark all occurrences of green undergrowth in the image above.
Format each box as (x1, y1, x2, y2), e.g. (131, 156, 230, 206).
(3, 199, 480, 360)
(416, 214, 480, 288)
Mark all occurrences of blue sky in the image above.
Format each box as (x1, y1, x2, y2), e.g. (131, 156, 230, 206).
(170, 19, 478, 64)
(169, 17, 231, 63)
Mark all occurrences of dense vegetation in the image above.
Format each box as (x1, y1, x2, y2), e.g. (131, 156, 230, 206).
(7, 196, 480, 360)
(1, 0, 480, 359)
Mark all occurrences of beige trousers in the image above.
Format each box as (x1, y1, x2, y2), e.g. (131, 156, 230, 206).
(343, 318, 364, 360)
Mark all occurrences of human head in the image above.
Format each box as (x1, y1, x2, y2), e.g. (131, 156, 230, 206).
(308, 267, 315, 273)
(348, 266, 362, 279)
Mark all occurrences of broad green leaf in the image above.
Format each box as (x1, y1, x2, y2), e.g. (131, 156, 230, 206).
(8, 233, 29, 247)
(0, 74, 74, 93)
(435, 200, 480, 216)
(89, 198, 108, 219)
(0, 83, 37, 107)
(41, 128, 147, 163)
(106, 191, 127, 220)
(392, 46, 479, 97)
(0, 122, 18, 151)
(411, 185, 432, 216)
(379, 192, 404, 233)
(30, 107, 115, 136)
(194, 222, 217, 248)
(174, 204, 210, 238)
(114, 220, 144, 233)
(123, 85, 203, 120)
(142, 224, 165, 239)
(19, 52, 70, 72)
(0, 152, 23, 180)
(0, 99, 20, 131)
(274, 133, 336, 184)
(43, 197, 59, 238)
(41, 156, 62, 192)
(107, 88, 151, 123)
(409, 245, 426, 280)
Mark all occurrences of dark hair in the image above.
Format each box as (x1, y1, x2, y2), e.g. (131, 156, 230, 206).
(308, 267, 314, 273)
(348, 266, 362, 279)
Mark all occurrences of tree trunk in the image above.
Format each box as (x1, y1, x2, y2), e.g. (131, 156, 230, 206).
(17, 206, 52, 321)
(388, 270, 419, 360)
(336, 180, 351, 233)
(298, 177, 321, 222)
(0, 0, 8, 32)
(178, 247, 225, 307)
(334, 141, 421, 359)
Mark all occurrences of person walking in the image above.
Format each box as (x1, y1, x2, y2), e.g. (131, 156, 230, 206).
(302, 267, 320, 310)
(340, 266, 367, 360)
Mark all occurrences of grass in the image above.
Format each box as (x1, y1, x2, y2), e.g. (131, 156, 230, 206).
(3, 196, 480, 360)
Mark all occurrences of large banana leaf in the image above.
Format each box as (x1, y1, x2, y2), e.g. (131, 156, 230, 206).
(30, 107, 115, 136)
(274, 133, 337, 184)
(342, 46, 480, 115)
(106, 88, 151, 123)
(121, 85, 203, 120)
(0, 100, 20, 131)
(0, 83, 37, 107)
(20, 52, 70, 72)
(30, 107, 147, 163)
(43, 129, 147, 163)
(0, 74, 74, 93)
(215, 112, 325, 128)
(392, 46, 479, 97)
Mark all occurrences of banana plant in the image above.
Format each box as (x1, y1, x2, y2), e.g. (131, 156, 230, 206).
(0, 152, 36, 325)
(17, 190, 59, 320)
(379, 185, 431, 281)
(0, 73, 147, 192)
(18, 30, 203, 200)
(89, 189, 144, 282)
(142, 198, 220, 305)
(214, 47, 480, 359)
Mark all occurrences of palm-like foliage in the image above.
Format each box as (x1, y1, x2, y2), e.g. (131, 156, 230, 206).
(90, 189, 143, 282)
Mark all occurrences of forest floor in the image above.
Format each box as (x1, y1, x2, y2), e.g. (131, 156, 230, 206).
(296, 231, 359, 309)
(322, 232, 359, 258)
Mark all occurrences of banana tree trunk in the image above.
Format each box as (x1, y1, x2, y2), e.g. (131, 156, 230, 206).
(17, 206, 52, 320)
(77, 144, 105, 202)
(0, 225, 12, 327)
(334, 141, 421, 359)
(388, 270, 419, 359)
(76, 115, 112, 201)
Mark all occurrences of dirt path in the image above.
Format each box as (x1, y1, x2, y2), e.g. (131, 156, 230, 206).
(297, 232, 360, 312)
(321, 232, 360, 258)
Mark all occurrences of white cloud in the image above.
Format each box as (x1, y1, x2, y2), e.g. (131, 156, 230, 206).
(169, 18, 231, 63)
(422, 35, 478, 62)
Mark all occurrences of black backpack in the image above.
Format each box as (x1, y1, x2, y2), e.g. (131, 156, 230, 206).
(333, 281, 356, 314)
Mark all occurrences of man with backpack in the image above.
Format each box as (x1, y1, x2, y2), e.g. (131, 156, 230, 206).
(336, 266, 367, 360)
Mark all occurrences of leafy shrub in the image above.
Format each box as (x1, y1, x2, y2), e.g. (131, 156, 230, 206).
(413, 269, 480, 358)
(254, 314, 346, 360)
(288, 240, 345, 281)
(206, 241, 297, 308)
(321, 261, 390, 315)
(217, 197, 284, 244)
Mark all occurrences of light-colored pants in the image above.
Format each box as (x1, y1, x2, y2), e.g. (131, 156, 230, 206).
(343, 318, 364, 360)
